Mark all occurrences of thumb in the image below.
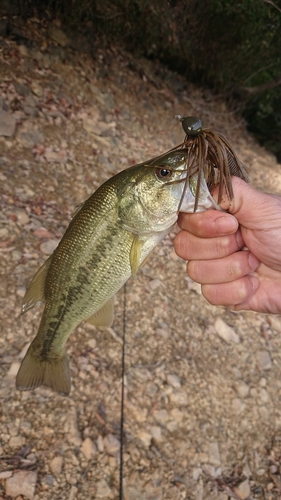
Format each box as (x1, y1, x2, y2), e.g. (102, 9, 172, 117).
(213, 177, 280, 230)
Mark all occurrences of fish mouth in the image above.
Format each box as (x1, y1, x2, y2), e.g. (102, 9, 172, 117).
(178, 172, 222, 213)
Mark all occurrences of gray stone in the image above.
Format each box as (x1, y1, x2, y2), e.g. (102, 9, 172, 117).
(103, 434, 120, 455)
(167, 373, 181, 388)
(209, 441, 221, 466)
(257, 350, 272, 370)
(17, 125, 44, 148)
(0, 110, 16, 137)
(40, 239, 60, 255)
(14, 82, 30, 96)
(215, 318, 240, 344)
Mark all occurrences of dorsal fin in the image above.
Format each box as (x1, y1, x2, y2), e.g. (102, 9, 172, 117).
(71, 201, 85, 219)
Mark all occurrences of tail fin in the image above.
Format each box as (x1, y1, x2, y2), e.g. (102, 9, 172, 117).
(16, 346, 71, 396)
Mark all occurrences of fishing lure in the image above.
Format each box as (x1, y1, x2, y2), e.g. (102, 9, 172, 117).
(175, 115, 249, 210)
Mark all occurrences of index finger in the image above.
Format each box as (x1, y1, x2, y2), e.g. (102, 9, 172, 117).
(177, 210, 239, 238)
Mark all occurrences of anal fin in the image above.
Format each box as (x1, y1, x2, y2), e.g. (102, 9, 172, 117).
(86, 297, 115, 329)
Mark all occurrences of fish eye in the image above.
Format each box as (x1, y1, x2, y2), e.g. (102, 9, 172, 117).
(156, 168, 172, 179)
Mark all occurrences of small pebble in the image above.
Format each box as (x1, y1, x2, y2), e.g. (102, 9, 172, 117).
(40, 239, 60, 255)
(215, 318, 240, 344)
(103, 434, 120, 455)
(50, 456, 63, 475)
(81, 437, 97, 460)
(167, 373, 181, 388)
(257, 350, 272, 370)
(96, 479, 111, 498)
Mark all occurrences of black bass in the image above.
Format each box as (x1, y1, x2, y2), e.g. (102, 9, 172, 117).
(16, 150, 219, 396)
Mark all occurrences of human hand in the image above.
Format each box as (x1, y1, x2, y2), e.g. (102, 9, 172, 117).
(174, 177, 281, 313)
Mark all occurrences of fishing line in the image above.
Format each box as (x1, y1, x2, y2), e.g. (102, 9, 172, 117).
(119, 283, 126, 500)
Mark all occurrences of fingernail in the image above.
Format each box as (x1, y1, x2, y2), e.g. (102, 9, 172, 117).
(249, 276, 259, 292)
(248, 253, 260, 271)
(215, 216, 238, 234)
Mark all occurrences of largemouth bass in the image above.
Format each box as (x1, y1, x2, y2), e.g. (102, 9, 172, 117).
(16, 149, 220, 396)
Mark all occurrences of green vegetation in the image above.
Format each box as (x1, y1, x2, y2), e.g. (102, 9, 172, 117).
(3, 0, 281, 159)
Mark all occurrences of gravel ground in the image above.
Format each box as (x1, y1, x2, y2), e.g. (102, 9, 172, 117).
(1, 18, 281, 500)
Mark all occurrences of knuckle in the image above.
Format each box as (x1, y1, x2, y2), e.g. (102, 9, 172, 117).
(215, 236, 233, 257)
(187, 261, 201, 283)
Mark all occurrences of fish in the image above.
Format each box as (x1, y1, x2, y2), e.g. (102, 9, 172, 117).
(16, 149, 220, 396)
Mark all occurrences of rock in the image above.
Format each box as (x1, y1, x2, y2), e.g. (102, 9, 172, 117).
(40, 239, 60, 255)
(66, 407, 82, 446)
(0, 110, 16, 137)
(18, 45, 30, 57)
(41, 474, 54, 489)
(259, 405, 269, 419)
(23, 95, 38, 117)
(11, 250, 23, 261)
(68, 486, 78, 500)
(257, 350, 272, 370)
(169, 389, 188, 405)
(232, 398, 246, 414)
(268, 315, 281, 333)
(9, 436, 25, 447)
(16, 124, 44, 148)
(96, 479, 111, 498)
(235, 479, 251, 500)
(193, 467, 202, 481)
(150, 426, 162, 443)
(167, 373, 181, 388)
(148, 278, 162, 290)
(48, 24, 69, 47)
(235, 380, 250, 398)
(214, 318, 240, 344)
(87, 338, 97, 349)
(170, 408, 184, 422)
(259, 388, 269, 404)
(50, 456, 63, 475)
(137, 431, 152, 447)
(44, 149, 67, 163)
(14, 82, 30, 96)
(0, 471, 12, 480)
(31, 83, 44, 97)
(103, 434, 120, 455)
(209, 442, 221, 466)
(5, 471, 37, 499)
(96, 434, 104, 452)
(81, 437, 97, 459)
(9, 209, 30, 226)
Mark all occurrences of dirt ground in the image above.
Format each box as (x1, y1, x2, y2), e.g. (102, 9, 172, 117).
(1, 18, 281, 500)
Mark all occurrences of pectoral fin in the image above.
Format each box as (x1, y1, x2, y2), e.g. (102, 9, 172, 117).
(21, 255, 53, 315)
(130, 235, 143, 277)
(86, 297, 115, 329)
